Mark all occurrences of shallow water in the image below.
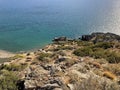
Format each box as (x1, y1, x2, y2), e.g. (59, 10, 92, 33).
(0, 0, 120, 52)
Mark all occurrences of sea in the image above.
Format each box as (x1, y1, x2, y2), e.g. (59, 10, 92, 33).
(0, 0, 120, 52)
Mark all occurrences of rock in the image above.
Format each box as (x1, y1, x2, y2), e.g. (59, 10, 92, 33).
(50, 65, 62, 76)
(40, 84, 60, 90)
(53, 88, 63, 90)
(53, 37, 68, 43)
(67, 84, 74, 90)
(69, 70, 89, 79)
(81, 32, 120, 43)
(81, 35, 93, 41)
(26, 53, 31, 56)
(41, 64, 52, 71)
(49, 78, 70, 90)
(17, 80, 25, 90)
(24, 80, 37, 89)
(69, 63, 89, 73)
(55, 57, 66, 63)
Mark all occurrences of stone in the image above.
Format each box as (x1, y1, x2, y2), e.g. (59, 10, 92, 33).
(67, 84, 74, 90)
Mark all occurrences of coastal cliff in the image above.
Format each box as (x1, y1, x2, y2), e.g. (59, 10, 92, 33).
(0, 32, 120, 90)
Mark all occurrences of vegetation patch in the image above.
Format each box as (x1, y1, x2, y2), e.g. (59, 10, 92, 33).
(0, 70, 19, 90)
(77, 41, 94, 47)
(37, 53, 52, 62)
(74, 41, 120, 63)
(0, 63, 27, 71)
(10, 54, 25, 60)
(93, 42, 114, 49)
(73, 47, 93, 57)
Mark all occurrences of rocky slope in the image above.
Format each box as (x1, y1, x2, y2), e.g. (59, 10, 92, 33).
(0, 32, 120, 90)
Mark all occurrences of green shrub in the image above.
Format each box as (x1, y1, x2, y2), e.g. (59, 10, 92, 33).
(73, 47, 93, 57)
(74, 43, 120, 63)
(94, 42, 113, 49)
(0, 70, 19, 90)
(77, 41, 94, 47)
(11, 54, 24, 60)
(0, 64, 27, 71)
(106, 52, 120, 63)
(37, 53, 52, 61)
(91, 48, 106, 59)
(56, 45, 74, 50)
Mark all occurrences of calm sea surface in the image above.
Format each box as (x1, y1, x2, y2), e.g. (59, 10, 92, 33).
(0, 0, 120, 52)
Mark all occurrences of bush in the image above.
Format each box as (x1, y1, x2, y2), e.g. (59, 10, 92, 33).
(57, 45, 74, 50)
(94, 42, 113, 49)
(0, 64, 27, 71)
(73, 47, 93, 57)
(74, 42, 120, 63)
(0, 70, 19, 90)
(106, 52, 120, 63)
(10, 54, 24, 60)
(91, 48, 106, 59)
(77, 41, 94, 47)
(37, 53, 52, 62)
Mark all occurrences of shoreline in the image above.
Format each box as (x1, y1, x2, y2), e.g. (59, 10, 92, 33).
(0, 32, 119, 59)
(0, 50, 15, 58)
(0, 44, 50, 59)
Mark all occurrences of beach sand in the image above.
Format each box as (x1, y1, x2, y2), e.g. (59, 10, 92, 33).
(0, 50, 15, 58)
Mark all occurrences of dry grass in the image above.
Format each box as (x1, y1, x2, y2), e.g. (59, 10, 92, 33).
(93, 69, 103, 76)
(103, 71, 117, 80)
(74, 76, 120, 90)
(103, 63, 120, 76)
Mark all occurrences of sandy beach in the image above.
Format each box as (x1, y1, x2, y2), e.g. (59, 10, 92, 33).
(0, 50, 15, 58)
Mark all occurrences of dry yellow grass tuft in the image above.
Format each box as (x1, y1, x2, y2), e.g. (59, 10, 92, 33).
(103, 71, 117, 80)
(103, 63, 120, 76)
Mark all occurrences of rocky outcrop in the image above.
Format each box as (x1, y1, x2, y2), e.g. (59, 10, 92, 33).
(81, 35, 93, 41)
(81, 32, 120, 43)
(52, 37, 68, 43)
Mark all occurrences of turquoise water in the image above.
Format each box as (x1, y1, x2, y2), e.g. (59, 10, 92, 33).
(0, 0, 120, 52)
